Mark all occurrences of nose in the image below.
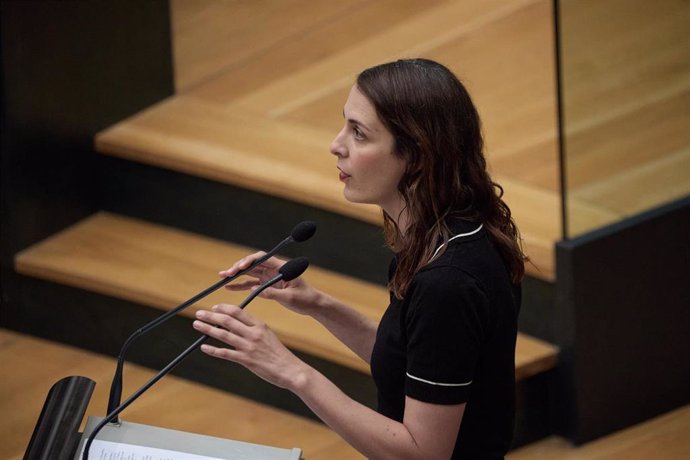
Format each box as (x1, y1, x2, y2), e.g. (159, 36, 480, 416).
(330, 126, 348, 158)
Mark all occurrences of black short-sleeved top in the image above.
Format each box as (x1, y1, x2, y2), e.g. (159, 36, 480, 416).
(370, 219, 520, 459)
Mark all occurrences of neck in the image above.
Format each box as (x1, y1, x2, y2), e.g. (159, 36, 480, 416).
(383, 201, 409, 236)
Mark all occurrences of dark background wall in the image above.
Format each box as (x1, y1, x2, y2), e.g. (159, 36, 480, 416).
(0, 0, 174, 324)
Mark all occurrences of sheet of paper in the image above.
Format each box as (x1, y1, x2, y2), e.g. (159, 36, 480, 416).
(81, 439, 225, 460)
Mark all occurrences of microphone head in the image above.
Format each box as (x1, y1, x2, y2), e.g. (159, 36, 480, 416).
(290, 221, 317, 243)
(279, 257, 309, 281)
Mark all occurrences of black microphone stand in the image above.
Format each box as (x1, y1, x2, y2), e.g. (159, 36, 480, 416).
(106, 222, 315, 419)
(83, 257, 309, 460)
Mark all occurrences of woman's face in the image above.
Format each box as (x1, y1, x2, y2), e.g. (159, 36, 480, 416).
(330, 85, 407, 218)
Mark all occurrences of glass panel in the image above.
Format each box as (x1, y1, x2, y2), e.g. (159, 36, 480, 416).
(558, 0, 690, 238)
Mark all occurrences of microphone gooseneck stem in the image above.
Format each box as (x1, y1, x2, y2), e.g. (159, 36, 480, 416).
(106, 276, 232, 418)
(84, 335, 209, 460)
(105, 236, 293, 418)
(84, 273, 285, 460)
(237, 274, 281, 309)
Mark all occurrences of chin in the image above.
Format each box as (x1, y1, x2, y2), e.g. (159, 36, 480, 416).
(343, 189, 372, 205)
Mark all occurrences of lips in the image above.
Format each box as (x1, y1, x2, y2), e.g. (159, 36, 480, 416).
(338, 168, 351, 182)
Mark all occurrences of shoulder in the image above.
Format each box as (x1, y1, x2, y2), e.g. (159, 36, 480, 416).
(412, 263, 485, 297)
(405, 264, 490, 323)
(426, 219, 512, 290)
(413, 226, 491, 298)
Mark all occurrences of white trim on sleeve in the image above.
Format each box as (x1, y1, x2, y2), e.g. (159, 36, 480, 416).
(406, 372, 473, 387)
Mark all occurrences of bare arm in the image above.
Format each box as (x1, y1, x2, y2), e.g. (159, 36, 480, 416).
(193, 305, 465, 460)
(220, 252, 378, 363)
(306, 289, 378, 363)
(293, 366, 465, 460)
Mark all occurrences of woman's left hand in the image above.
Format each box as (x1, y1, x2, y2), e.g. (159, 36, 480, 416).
(193, 304, 306, 390)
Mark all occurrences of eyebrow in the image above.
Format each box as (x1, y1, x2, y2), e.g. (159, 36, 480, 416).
(343, 109, 373, 133)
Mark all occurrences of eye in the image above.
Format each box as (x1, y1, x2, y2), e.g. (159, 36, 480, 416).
(353, 125, 366, 141)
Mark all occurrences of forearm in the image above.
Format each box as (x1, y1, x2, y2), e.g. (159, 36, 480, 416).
(308, 290, 378, 363)
(290, 366, 423, 460)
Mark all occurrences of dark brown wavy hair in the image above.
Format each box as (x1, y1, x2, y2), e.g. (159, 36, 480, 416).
(356, 58, 527, 298)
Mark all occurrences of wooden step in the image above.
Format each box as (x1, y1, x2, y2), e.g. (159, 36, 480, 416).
(14, 212, 558, 380)
(0, 328, 360, 460)
(507, 404, 690, 460)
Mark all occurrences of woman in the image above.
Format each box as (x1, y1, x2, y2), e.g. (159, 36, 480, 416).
(193, 58, 526, 459)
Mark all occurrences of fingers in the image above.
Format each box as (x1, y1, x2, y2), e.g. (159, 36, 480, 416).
(218, 251, 266, 277)
(211, 303, 258, 326)
(254, 285, 288, 302)
(218, 252, 286, 278)
(224, 279, 261, 291)
(199, 343, 241, 361)
(194, 308, 301, 390)
(193, 305, 269, 366)
(194, 304, 257, 332)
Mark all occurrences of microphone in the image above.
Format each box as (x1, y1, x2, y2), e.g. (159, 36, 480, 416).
(83, 257, 310, 460)
(106, 222, 316, 419)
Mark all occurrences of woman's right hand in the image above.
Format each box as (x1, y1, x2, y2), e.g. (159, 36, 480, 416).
(219, 251, 320, 316)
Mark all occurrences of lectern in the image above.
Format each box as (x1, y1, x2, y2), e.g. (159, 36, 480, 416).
(76, 416, 301, 460)
(24, 376, 302, 460)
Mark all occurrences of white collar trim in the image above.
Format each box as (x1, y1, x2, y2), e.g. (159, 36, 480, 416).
(431, 224, 483, 260)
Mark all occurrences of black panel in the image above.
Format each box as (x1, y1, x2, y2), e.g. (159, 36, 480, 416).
(554, 196, 690, 443)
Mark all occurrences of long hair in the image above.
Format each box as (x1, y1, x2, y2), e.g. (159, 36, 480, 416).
(356, 58, 527, 298)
